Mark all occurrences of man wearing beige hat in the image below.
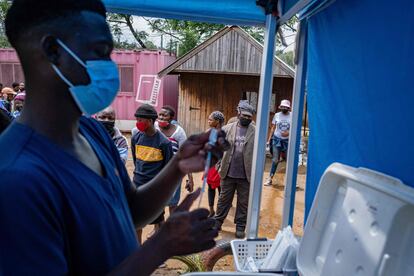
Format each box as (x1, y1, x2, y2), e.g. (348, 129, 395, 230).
(265, 99, 292, 186)
(214, 100, 256, 238)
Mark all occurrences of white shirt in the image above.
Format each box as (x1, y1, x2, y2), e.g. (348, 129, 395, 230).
(272, 112, 291, 140)
(155, 121, 187, 154)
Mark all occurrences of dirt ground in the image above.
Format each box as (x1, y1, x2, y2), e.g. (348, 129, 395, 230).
(125, 135, 306, 275)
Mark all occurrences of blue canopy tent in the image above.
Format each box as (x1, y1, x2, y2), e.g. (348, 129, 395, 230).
(102, 0, 414, 238)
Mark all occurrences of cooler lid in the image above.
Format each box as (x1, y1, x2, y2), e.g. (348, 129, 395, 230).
(297, 163, 414, 276)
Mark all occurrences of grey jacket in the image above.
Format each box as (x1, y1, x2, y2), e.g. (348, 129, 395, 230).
(218, 121, 255, 183)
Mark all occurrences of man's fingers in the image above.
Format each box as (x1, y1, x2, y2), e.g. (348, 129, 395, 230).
(189, 208, 210, 220)
(202, 228, 219, 240)
(175, 188, 201, 212)
(194, 218, 216, 231)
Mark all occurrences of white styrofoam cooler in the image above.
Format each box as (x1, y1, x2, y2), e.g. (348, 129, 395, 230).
(297, 163, 414, 276)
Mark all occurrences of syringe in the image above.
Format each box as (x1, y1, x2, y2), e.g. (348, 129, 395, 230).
(198, 128, 218, 208)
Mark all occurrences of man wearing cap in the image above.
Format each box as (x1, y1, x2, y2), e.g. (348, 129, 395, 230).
(131, 104, 174, 243)
(214, 100, 256, 238)
(265, 99, 292, 186)
(1, 87, 17, 113)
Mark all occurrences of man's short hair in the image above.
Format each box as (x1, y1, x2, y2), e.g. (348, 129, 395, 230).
(135, 104, 158, 121)
(5, 0, 107, 47)
(161, 105, 176, 118)
(12, 82, 19, 89)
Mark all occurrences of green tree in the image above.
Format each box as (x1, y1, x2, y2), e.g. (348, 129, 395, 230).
(0, 1, 11, 48)
(143, 17, 298, 56)
(143, 18, 224, 56)
(276, 50, 295, 68)
(107, 13, 156, 50)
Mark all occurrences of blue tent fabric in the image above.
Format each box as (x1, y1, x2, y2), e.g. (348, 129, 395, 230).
(103, 0, 266, 26)
(305, 0, 414, 219)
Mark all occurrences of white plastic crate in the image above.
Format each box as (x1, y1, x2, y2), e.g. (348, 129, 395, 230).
(230, 239, 274, 272)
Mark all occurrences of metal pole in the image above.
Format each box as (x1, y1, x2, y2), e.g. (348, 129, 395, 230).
(282, 20, 308, 228)
(246, 14, 277, 239)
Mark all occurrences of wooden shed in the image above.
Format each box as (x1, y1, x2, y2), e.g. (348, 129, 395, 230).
(158, 26, 295, 135)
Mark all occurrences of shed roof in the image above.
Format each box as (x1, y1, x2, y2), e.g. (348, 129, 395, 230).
(158, 26, 295, 78)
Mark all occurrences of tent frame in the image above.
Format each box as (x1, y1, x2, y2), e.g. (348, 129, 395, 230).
(281, 19, 308, 228)
(246, 15, 308, 238)
(105, 0, 312, 239)
(246, 13, 278, 239)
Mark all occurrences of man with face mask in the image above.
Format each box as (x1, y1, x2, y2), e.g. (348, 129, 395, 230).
(265, 99, 292, 186)
(131, 104, 174, 243)
(156, 105, 194, 214)
(12, 92, 25, 118)
(0, 1, 229, 275)
(96, 106, 128, 164)
(214, 100, 256, 239)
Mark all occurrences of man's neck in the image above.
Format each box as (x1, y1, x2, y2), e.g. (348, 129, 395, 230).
(18, 86, 82, 149)
(145, 126, 157, 137)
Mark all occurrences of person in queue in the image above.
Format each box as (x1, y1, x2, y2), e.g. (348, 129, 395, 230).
(131, 104, 174, 243)
(2, 87, 16, 112)
(214, 101, 256, 239)
(12, 92, 25, 118)
(156, 105, 194, 214)
(0, 1, 228, 275)
(95, 106, 129, 164)
(265, 99, 291, 186)
(206, 111, 225, 217)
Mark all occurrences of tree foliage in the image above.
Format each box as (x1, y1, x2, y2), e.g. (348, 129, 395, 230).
(144, 17, 298, 56)
(0, 1, 11, 48)
(143, 18, 224, 56)
(277, 50, 295, 68)
(107, 13, 157, 50)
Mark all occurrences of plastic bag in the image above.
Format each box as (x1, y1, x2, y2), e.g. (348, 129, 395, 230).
(261, 226, 299, 271)
(242, 256, 259, 272)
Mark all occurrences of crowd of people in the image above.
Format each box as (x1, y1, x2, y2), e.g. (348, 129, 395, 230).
(92, 98, 290, 241)
(0, 82, 26, 132)
(0, 0, 292, 274)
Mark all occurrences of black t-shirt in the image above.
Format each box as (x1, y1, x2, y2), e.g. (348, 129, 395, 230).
(131, 130, 173, 186)
(227, 125, 248, 179)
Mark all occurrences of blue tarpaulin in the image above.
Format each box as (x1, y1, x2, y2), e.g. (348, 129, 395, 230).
(305, 0, 414, 217)
(103, 0, 266, 26)
(103, 0, 414, 219)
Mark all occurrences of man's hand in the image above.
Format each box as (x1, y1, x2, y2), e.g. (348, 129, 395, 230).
(152, 189, 218, 257)
(176, 130, 229, 175)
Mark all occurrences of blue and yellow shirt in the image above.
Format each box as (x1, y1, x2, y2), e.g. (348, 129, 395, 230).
(131, 130, 173, 186)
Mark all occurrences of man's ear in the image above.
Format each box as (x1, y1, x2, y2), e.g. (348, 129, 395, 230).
(41, 35, 60, 65)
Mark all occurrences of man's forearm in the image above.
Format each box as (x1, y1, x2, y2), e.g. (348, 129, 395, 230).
(127, 157, 185, 228)
(267, 126, 275, 141)
(108, 235, 169, 276)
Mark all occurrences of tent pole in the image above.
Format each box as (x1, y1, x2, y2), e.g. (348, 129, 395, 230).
(246, 13, 277, 239)
(282, 20, 308, 228)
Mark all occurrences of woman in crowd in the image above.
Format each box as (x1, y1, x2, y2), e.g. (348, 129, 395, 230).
(206, 111, 225, 217)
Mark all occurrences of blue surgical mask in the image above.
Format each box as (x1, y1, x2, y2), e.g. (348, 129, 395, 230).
(51, 39, 119, 115)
